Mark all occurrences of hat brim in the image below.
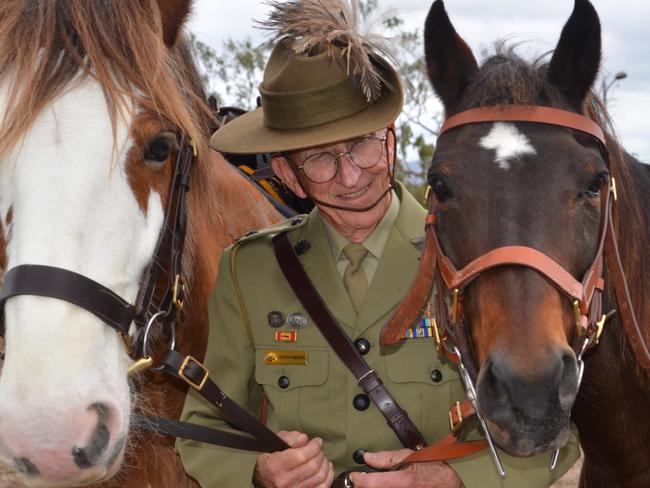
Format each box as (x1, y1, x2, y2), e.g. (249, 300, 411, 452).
(210, 74, 403, 154)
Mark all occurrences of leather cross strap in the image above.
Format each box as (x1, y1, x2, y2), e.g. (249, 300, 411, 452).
(272, 232, 427, 451)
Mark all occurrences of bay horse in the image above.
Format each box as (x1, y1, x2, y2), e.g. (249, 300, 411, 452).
(0, 1, 279, 487)
(383, 0, 649, 486)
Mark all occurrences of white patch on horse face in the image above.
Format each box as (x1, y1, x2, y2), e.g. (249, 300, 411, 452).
(0, 75, 164, 462)
(479, 122, 537, 170)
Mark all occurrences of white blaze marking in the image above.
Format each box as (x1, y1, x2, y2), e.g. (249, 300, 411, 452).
(479, 122, 537, 170)
(0, 73, 165, 462)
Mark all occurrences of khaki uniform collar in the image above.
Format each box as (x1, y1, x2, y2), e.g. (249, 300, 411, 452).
(292, 182, 425, 336)
(321, 190, 400, 262)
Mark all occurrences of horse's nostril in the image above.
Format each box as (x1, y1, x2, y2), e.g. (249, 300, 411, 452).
(71, 403, 112, 469)
(14, 457, 40, 477)
(558, 350, 579, 411)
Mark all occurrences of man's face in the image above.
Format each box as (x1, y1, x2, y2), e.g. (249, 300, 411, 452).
(272, 128, 394, 241)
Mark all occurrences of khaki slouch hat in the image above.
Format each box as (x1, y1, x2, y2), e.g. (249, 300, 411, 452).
(210, 0, 404, 154)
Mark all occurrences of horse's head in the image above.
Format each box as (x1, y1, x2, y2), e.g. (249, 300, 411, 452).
(0, 1, 209, 485)
(424, 0, 608, 456)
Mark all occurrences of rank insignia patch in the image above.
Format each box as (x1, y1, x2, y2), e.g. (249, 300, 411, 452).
(274, 331, 298, 343)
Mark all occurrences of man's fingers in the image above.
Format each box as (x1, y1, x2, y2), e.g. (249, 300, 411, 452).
(275, 437, 327, 486)
(277, 430, 309, 448)
(362, 449, 413, 469)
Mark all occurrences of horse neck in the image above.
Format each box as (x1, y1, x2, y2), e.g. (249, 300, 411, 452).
(572, 154, 650, 486)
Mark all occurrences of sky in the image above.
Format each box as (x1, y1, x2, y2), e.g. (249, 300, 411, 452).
(188, 0, 650, 162)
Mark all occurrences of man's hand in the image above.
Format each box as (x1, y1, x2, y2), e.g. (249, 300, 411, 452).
(349, 449, 463, 488)
(253, 430, 334, 488)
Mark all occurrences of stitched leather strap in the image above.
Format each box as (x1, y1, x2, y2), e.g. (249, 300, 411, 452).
(144, 350, 290, 453)
(272, 232, 427, 450)
(0, 265, 135, 335)
(440, 105, 606, 147)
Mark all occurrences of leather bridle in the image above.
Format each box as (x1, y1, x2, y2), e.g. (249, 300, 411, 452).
(0, 137, 195, 370)
(380, 105, 650, 372)
(379, 105, 650, 477)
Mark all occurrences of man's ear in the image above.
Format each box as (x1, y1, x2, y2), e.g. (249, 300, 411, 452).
(387, 123, 397, 167)
(271, 156, 308, 199)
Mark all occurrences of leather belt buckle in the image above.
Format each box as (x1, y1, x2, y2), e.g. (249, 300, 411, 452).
(178, 355, 209, 391)
(448, 401, 464, 432)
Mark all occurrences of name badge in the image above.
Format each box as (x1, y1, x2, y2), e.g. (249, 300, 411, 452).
(264, 351, 309, 365)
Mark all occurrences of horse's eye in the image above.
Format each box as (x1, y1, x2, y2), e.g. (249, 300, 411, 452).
(430, 176, 452, 203)
(582, 173, 608, 198)
(145, 135, 176, 164)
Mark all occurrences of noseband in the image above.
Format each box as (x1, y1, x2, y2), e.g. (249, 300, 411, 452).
(0, 138, 195, 368)
(380, 105, 650, 374)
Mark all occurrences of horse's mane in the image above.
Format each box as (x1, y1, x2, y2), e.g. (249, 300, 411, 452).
(464, 42, 650, 376)
(0, 0, 212, 162)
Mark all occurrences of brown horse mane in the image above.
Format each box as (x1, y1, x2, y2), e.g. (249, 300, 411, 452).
(462, 42, 650, 379)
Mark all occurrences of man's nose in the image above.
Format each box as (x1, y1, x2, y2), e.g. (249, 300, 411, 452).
(336, 153, 362, 187)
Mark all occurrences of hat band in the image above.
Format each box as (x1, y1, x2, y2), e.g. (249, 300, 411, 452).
(260, 78, 371, 131)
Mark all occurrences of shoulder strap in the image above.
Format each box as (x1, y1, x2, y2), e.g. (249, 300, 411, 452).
(272, 232, 427, 450)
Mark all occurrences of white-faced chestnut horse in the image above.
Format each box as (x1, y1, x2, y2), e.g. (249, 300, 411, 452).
(0, 1, 279, 487)
(383, 0, 650, 486)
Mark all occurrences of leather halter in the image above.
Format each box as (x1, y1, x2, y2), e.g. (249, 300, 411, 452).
(380, 105, 650, 372)
(0, 139, 195, 359)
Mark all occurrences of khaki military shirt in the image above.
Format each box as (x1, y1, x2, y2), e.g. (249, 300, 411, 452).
(177, 183, 579, 487)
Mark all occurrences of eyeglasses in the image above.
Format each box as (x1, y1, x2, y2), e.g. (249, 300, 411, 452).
(286, 131, 389, 184)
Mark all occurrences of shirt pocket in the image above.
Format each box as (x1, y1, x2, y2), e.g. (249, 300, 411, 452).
(255, 347, 329, 433)
(385, 342, 464, 442)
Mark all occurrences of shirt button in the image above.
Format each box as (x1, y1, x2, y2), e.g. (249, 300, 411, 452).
(277, 375, 290, 389)
(354, 338, 371, 356)
(353, 393, 370, 411)
(353, 448, 367, 465)
(431, 369, 443, 383)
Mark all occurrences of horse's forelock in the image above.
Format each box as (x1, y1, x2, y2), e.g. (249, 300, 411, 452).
(0, 0, 212, 165)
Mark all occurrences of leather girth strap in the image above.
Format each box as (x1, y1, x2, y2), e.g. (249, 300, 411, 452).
(272, 232, 427, 451)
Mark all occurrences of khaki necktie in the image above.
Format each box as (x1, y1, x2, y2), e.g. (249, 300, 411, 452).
(343, 243, 369, 313)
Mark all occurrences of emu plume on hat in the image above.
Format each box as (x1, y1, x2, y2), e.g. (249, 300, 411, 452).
(210, 0, 403, 154)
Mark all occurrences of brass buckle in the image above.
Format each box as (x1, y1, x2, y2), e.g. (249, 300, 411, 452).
(172, 274, 185, 311)
(594, 314, 607, 345)
(573, 300, 584, 336)
(448, 401, 464, 431)
(611, 177, 618, 202)
(178, 355, 209, 391)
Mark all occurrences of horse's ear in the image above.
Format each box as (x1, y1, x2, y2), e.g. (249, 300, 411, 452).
(548, 0, 601, 107)
(156, 0, 193, 47)
(424, 0, 478, 112)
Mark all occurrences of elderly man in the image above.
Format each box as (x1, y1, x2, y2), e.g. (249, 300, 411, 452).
(177, 1, 579, 487)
